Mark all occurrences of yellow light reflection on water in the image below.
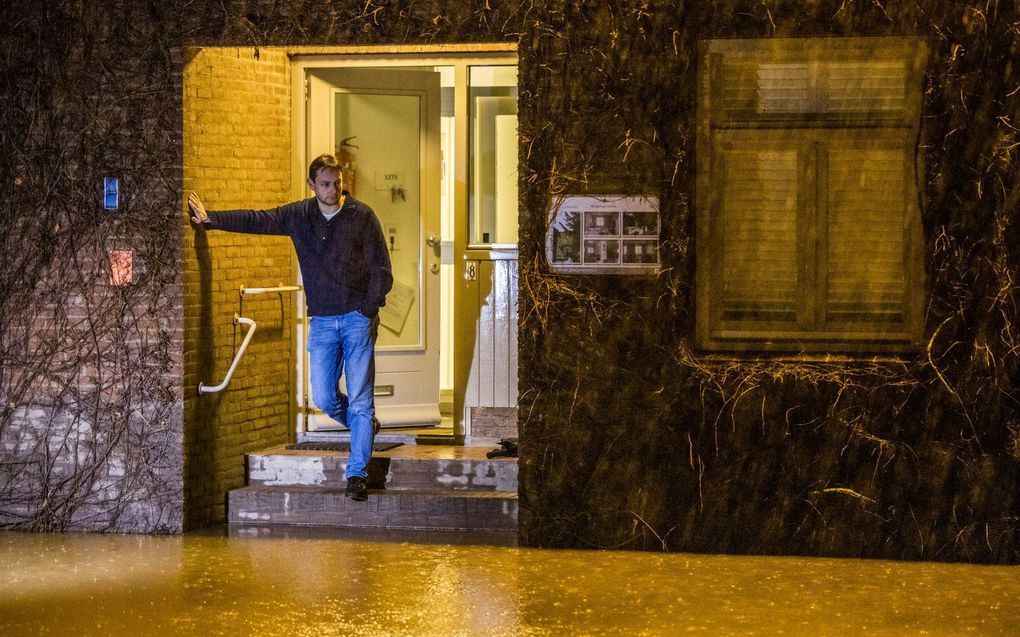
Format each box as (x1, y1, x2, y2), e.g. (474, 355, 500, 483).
(1, 527, 1017, 636)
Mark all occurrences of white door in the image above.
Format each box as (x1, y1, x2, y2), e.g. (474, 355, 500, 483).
(303, 68, 442, 430)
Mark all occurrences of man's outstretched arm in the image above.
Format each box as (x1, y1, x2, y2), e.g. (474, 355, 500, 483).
(187, 192, 295, 236)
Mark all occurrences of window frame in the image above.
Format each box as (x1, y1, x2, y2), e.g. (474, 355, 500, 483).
(695, 36, 927, 354)
(467, 65, 520, 248)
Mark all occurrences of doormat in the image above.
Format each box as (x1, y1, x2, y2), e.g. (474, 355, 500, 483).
(286, 441, 403, 452)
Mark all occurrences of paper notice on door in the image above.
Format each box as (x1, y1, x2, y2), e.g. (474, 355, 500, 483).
(380, 280, 415, 335)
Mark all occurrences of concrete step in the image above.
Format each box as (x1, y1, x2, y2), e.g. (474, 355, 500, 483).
(246, 445, 518, 493)
(230, 444, 519, 532)
(228, 485, 518, 532)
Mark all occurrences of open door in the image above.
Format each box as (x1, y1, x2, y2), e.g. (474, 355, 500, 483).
(303, 68, 442, 430)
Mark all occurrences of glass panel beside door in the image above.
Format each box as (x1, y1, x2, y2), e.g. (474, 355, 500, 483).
(469, 65, 519, 247)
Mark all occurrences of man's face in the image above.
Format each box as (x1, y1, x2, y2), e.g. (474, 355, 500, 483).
(308, 167, 342, 208)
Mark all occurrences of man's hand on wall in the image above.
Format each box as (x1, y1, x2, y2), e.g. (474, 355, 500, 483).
(188, 192, 210, 226)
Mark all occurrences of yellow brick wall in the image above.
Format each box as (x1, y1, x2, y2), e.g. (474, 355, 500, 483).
(182, 47, 295, 529)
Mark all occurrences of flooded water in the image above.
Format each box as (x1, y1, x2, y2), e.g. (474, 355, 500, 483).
(1, 527, 1017, 636)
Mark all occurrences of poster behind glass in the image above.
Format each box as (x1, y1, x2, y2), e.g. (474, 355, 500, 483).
(546, 195, 659, 274)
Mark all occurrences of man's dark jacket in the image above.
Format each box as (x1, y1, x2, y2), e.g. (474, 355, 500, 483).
(207, 195, 393, 318)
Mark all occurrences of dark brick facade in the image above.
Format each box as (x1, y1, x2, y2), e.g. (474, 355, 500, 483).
(1, 1, 1017, 562)
(516, 1, 1019, 563)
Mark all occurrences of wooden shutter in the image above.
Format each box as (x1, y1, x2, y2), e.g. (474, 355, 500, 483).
(824, 142, 907, 323)
(824, 61, 908, 114)
(719, 147, 800, 322)
(717, 58, 909, 121)
(720, 61, 811, 115)
(697, 37, 925, 351)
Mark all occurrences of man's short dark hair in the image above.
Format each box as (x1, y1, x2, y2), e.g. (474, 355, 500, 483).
(308, 154, 342, 182)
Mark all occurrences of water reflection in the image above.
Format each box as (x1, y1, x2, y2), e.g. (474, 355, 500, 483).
(1, 527, 1016, 635)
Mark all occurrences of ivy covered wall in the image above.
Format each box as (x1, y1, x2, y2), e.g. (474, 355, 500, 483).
(517, 1, 1019, 563)
(0, 0, 1016, 561)
(0, 0, 523, 532)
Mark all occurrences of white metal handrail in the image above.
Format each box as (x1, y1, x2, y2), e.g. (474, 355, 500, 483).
(198, 315, 256, 394)
(241, 285, 302, 296)
(197, 284, 303, 395)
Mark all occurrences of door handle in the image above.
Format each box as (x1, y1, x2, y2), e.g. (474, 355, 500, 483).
(426, 234, 441, 248)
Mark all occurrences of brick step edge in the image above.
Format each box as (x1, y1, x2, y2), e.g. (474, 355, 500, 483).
(246, 455, 518, 492)
(228, 485, 518, 532)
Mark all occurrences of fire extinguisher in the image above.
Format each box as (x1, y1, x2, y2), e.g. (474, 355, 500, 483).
(335, 136, 358, 197)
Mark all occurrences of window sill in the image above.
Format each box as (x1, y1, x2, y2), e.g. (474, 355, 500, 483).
(688, 351, 920, 365)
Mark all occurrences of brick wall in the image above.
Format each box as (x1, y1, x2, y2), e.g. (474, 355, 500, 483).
(470, 407, 518, 441)
(0, 4, 185, 532)
(182, 47, 295, 530)
(1, 0, 521, 536)
(517, 2, 1020, 562)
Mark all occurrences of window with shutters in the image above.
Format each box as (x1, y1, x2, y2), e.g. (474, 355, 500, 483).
(695, 37, 927, 353)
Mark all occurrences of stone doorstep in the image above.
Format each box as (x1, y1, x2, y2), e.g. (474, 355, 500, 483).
(228, 485, 518, 532)
(246, 445, 518, 492)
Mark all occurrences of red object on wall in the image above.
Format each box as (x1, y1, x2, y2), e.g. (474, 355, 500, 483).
(109, 250, 132, 286)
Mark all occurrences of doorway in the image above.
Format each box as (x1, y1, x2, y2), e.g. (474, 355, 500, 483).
(291, 47, 519, 440)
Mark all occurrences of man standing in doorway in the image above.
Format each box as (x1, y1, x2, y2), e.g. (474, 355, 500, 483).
(189, 153, 393, 502)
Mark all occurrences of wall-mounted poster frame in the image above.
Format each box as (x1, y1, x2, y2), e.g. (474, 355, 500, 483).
(545, 195, 660, 274)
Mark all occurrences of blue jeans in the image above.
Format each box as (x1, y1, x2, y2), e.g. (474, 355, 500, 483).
(307, 311, 378, 479)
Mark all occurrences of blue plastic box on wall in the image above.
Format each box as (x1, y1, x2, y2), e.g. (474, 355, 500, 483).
(104, 176, 119, 210)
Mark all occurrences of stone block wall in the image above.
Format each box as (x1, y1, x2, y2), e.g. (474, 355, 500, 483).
(182, 47, 295, 529)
